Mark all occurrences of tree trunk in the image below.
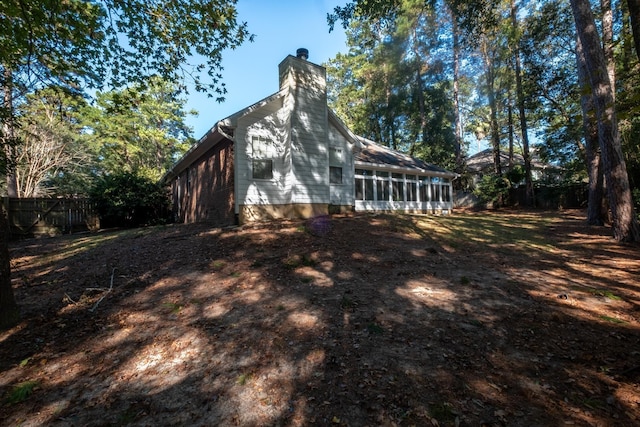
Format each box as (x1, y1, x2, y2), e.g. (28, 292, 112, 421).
(511, 0, 534, 206)
(508, 100, 514, 171)
(482, 38, 502, 176)
(452, 12, 464, 172)
(1, 68, 20, 330)
(570, 0, 640, 242)
(627, 0, 640, 59)
(602, 0, 615, 97)
(576, 35, 606, 226)
(0, 203, 19, 330)
(3, 69, 17, 197)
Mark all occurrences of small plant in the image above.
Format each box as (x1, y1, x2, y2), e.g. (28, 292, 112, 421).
(460, 276, 470, 285)
(600, 315, 626, 324)
(283, 254, 316, 269)
(341, 296, 354, 309)
(428, 402, 457, 423)
(162, 302, 182, 314)
(367, 322, 384, 335)
(590, 289, 622, 301)
(236, 373, 252, 386)
(5, 380, 39, 404)
(211, 260, 225, 270)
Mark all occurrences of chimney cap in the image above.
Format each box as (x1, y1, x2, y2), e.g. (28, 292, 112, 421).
(296, 48, 309, 60)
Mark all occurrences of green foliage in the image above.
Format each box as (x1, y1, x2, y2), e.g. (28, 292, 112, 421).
(89, 172, 170, 228)
(84, 77, 196, 180)
(473, 174, 511, 206)
(5, 380, 39, 404)
(326, 1, 457, 167)
(14, 87, 97, 197)
(505, 165, 526, 186)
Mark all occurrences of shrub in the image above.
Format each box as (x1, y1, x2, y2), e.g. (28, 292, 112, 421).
(90, 172, 170, 228)
(473, 174, 511, 207)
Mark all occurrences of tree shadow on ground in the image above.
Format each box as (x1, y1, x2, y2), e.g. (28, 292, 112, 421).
(1, 210, 639, 426)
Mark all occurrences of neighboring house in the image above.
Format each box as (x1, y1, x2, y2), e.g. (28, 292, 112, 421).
(466, 148, 562, 186)
(164, 49, 457, 226)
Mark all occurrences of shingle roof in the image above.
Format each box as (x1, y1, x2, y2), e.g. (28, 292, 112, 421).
(354, 137, 456, 176)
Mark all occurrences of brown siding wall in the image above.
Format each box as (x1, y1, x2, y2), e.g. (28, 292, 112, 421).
(171, 138, 235, 226)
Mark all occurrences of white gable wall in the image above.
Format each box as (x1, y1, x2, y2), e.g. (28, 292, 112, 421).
(328, 122, 355, 206)
(234, 97, 292, 212)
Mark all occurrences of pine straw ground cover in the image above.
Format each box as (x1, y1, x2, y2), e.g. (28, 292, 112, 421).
(0, 209, 639, 427)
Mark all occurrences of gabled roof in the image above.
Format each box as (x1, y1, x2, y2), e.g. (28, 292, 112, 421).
(354, 137, 457, 178)
(162, 90, 286, 182)
(466, 148, 561, 173)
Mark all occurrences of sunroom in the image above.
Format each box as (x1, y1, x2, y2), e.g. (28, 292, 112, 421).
(352, 138, 457, 214)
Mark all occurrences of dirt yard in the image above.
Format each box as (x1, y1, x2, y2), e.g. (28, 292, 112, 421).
(1, 209, 639, 426)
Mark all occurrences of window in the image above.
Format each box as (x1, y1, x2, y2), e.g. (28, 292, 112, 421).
(376, 171, 389, 201)
(251, 135, 276, 180)
(355, 169, 374, 200)
(253, 159, 273, 180)
(443, 185, 451, 202)
(330, 166, 343, 184)
(420, 177, 430, 201)
(329, 146, 344, 164)
(406, 175, 417, 202)
(392, 173, 404, 201)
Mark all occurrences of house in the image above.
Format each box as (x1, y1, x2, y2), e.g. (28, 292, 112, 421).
(466, 148, 562, 186)
(164, 49, 457, 226)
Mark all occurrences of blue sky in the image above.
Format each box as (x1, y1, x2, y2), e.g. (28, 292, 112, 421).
(184, 0, 349, 139)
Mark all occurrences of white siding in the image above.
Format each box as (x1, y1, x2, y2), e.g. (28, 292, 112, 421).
(328, 123, 355, 205)
(282, 56, 331, 205)
(234, 101, 292, 210)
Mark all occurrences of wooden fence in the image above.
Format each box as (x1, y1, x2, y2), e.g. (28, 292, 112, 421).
(3, 198, 99, 238)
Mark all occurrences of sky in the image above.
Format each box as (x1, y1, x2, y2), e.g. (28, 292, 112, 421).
(184, 0, 349, 139)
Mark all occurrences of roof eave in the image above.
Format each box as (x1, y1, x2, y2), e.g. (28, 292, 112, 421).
(354, 160, 458, 178)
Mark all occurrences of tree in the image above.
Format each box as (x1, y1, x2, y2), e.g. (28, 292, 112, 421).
(509, 0, 534, 206)
(0, 0, 251, 329)
(84, 77, 195, 180)
(328, 0, 458, 169)
(13, 87, 93, 197)
(570, 0, 640, 242)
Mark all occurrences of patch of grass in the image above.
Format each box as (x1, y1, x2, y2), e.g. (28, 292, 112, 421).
(428, 402, 457, 423)
(276, 304, 286, 311)
(283, 254, 317, 269)
(341, 296, 354, 309)
(210, 260, 225, 270)
(460, 276, 470, 285)
(19, 357, 31, 367)
(5, 380, 39, 404)
(301, 276, 313, 284)
(580, 397, 605, 410)
(236, 373, 252, 386)
(229, 272, 241, 278)
(367, 322, 384, 335)
(116, 407, 140, 425)
(162, 302, 182, 314)
(590, 289, 622, 300)
(251, 260, 264, 268)
(600, 315, 626, 324)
